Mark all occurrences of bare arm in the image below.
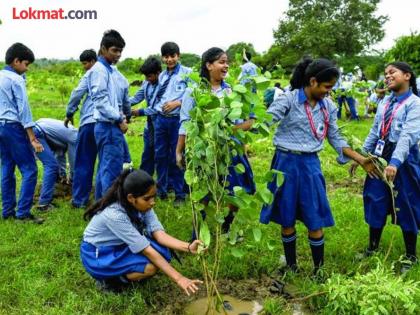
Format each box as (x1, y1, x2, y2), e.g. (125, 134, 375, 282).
(233, 118, 255, 131)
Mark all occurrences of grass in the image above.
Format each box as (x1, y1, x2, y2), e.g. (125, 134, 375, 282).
(0, 66, 419, 315)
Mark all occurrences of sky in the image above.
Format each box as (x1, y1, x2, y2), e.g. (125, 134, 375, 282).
(0, 0, 419, 60)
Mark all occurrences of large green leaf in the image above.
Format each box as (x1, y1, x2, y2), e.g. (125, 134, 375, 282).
(199, 222, 211, 248)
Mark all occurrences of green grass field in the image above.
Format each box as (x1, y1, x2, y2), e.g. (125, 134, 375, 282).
(0, 66, 419, 315)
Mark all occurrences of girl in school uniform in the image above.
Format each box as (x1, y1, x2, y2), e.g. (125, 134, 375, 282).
(175, 47, 256, 234)
(80, 169, 203, 294)
(260, 57, 377, 275)
(361, 62, 420, 273)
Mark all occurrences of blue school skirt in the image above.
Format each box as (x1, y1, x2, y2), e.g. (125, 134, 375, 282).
(260, 150, 334, 231)
(226, 153, 256, 194)
(80, 238, 171, 280)
(363, 145, 420, 233)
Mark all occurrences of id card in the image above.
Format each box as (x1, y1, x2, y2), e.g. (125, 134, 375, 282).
(374, 139, 385, 156)
(316, 123, 324, 138)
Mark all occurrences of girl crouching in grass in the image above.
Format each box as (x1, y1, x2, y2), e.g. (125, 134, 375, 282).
(80, 168, 203, 294)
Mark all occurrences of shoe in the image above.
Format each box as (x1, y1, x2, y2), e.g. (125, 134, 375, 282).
(173, 197, 185, 207)
(355, 248, 377, 260)
(16, 214, 44, 224)
(95, 278, 127, 293)
(36, 204, 55, 212)
(400, 255, 418, 275)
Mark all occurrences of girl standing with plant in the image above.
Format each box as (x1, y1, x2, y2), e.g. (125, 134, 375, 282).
(176, 47, 256, 234)
(80, 169, 203, 294)
(260, 57, 377, 276)
(361, 62, 420, 273)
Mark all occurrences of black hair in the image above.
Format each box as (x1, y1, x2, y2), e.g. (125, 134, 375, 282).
(290, 57, 339, 90)
(243, 51, 252, 62)
(161, 42, 180, 56)
(140, 57, 162, 75)
(79, 49, 97, 62)
(386, 61, 418, 96)
(5, 43, 35, 65)
(274, 82, 281, 88)
(84, 169, 155, 230)
(100, 29, 125, 50)
(200, 47, 226, 83)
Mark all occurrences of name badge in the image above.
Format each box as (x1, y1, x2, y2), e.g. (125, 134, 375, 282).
(316, 123, 325, 138)
(374, 139, 385, 156)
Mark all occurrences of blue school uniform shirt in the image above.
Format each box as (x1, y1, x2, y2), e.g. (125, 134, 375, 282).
(88, 57, 123, 124)
(83, 202, 165, 254)
(154, 63, 191, 116)
(0, 66, 34, 128)
(179, 81, 254, 135)
(66, 71, 95, 127)
(363, 91, 420, 168)
(36, 118, 78, 150)
(111, 66, 131, 118)
(268, 88, 350, 163)
(129, 81, 159, 116)
(239, 61, 258, 85)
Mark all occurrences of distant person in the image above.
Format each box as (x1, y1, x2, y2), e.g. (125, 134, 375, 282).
(358, 62, 420, 274)
(336, 72, 359, 120)
(33, 118, 78, 211)
(0, 43, 44, 224)
(130, 57, 162, 176)
(239, 50, 258, 92)
(65, 49, 97, 209)
(80, 169, 204, 294)
(273, 82, 284, 100)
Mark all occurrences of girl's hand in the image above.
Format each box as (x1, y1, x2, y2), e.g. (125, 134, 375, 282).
(360, 158, 381, 179)
(349, 161, 359, 177)
(188, 240, 205, 255)
(176, 151, 185, 170)
(176, 277, 203, 296)
(384, 165, 397, 182)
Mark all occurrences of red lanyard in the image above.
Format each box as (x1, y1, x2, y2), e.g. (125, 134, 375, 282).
(304, 101, 329, 140)
(380, 96, 410, 139)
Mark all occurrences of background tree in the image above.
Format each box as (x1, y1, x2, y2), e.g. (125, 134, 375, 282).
(180, 53, 201, 69)
(385, 32, 420, 74)
(272, 0, 388, 68)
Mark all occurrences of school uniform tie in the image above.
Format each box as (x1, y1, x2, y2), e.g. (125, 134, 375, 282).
(155, 71, 175, 104)
(381, 97, 398, 159)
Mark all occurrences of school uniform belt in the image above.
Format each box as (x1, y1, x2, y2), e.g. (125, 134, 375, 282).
(0, 119, 17, 124)
(278, 148, 317, 155)
(158, 112, 180, 118)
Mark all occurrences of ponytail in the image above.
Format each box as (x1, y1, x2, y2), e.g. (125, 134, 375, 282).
(84, 168, 155, 232)
(387, 61, 418, 96)
(290, 57, 339, 90)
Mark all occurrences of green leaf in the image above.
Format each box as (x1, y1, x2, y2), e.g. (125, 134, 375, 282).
(267, 240, 277, 250)
(184, 170, 195, 185)
(230, 101, 243, 109)
(234, 164, 245, 174)
(258, 187, 273, 204)
(233, 84, 247, 94)
(231, 248, 245, 258)
(254, 75, 271, 90)
(228, 107, 242, 120)
(199, 222, 211, 248)
(252, 228, 262, 242)
(191, 189, 209, 202)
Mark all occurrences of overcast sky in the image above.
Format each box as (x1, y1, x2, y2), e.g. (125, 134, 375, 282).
(0, 0, 419, 60)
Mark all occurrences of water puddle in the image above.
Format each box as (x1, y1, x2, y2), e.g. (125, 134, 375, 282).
(184, 295, 263, 315)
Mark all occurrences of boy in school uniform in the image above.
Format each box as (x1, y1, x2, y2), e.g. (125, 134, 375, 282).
(111, 64, 132, 165)
(239, 50, 258, 90)
(89, 30, 128, 200)
(33, 118, 78, 210)
(0, 43, 44, 224)
(153, 42, 191, 205)
(130, 57, 162, 176)
(65, 49, 97, 208)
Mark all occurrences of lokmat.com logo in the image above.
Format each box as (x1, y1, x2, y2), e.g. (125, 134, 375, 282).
(12, 7, 97, 20)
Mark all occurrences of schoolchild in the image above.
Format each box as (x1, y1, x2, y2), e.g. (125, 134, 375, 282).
(176, 47, 256, 234)
(65, 49, 97, 208)
(80, 169, 203, 294)
(260, 57, 377, 275)
(0, 43, 44, 223)
(130, 57, 162, 176)
(154, 42, 191, 205)
(361, 62, 420, 273)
